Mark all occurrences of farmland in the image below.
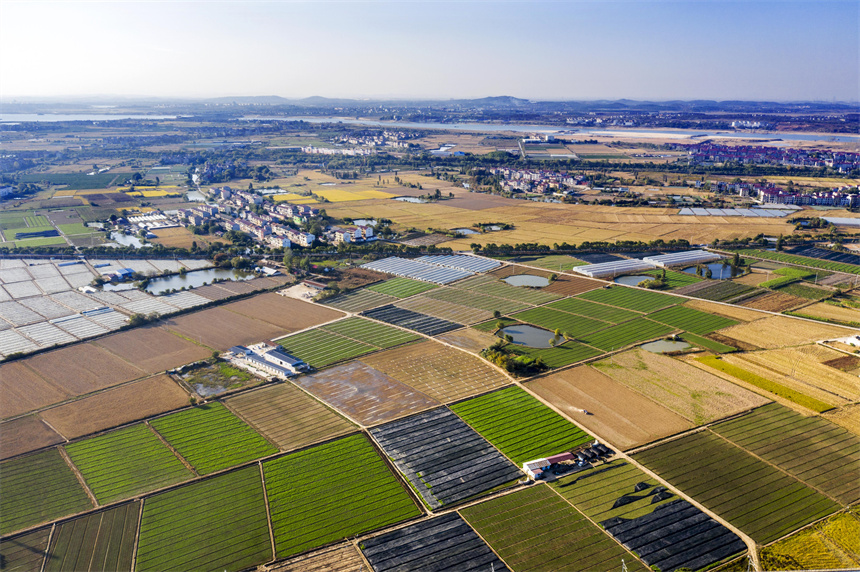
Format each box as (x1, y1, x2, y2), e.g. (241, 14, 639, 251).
(93, 327, 210, 373)
(136, 466, 271, 572)
(150, 403, 278, 475)
(24, 342, 146, 397)
(510, 306, 609, 339)
(450, 386, 593, 464)
(508, 340, 604, 368)
(633, 430, 841, 544)
(460, 484, 647, 572)
(394, 295, 492, 324)
(677, 280, 758, 302)
(578, 286, 679, 312)
(452, 274, 561, 305)
(320, 317, 420, 348)
(0, 449, 93, 535)
(796, 301, 860, 327)
(362, 304, 463, 336)
(271, 543, 365, 571)
(223, 293, 344, 331)
(64, 424, 192, 504)
(545, 296, 642, 324)
(775, 282, 834, 300)
(366, 277, 438, 297)
(739, 291, 807, 312)
(0, 361, 70, 418)
(0, 528, 51, 572)
(682, 332, 737, 353)
(263, 434, 421, 558)
(0, 415, 64, 460)
(44, 501, 139, 572)
(370, 408, 522, 509)
(739, 249, 860, 275)
(421, 286, 531, 315)
(579, 318, 675, 351)
(717, 315, 855, 349)
(543, 274, 601, 296)
(321, 289, 397, 313)
(647, 304, 738, 334)
(759, 509, 860, 571)
(163, 307, 293, 351)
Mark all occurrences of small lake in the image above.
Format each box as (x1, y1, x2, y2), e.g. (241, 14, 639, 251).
(108, 232, 147, 249)
(453, 228, 480, 235)
(393, 196, 429, 203)
(145, 268, 254, 295)
(641, 340, 691, 353)
(186, 190, 207, 202)
(352, 219, 377, 226)
(681, 262, 732, 279)
(614, 275, 654, 286)
(504, 275, 551, 288)
(498, 324, 555, 348)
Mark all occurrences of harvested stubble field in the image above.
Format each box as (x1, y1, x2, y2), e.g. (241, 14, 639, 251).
(263, 434, 421, 558)
(579, 318, 675, 352)
(163, 307, 294, 351)
(546, 296, 641, 324)
(593, 349, 768, 425)
(0, 448, 93, 535)
(435, 327, 499, 354)
(270, 543, 365, 572)
(740, 249, 860, 275)
(633, 430, 841, 544)
(136, 465, 272, 572)
(0, 415, 64, 460)
(44, 501, 139, 572)
(824, 403, 860, 436)
(23, 343, 146, 397)
(65, 424, 192, 505)
(39, 374, 188, 440)
(543, 274, 601, 296)
(528, 366, 694, 450)
(460, 484, 647, 572)
(646, 304, 738, 334)
(578, 285, 679, 312)
(225, 383, 356, 452)
(0, 528, 51, 572)
(223, 293, 343, 330)
(795, 301, 860, 326)
(718, 315, 854, 349)
(320, 289, 397, 313)
(361, 340, 511, 403)
(0, 361, 70, 419)
(682, 298, 767, 322)
(295, 361, 439, 426)
(394, 295, 492, 324)
(366, 276, 438, 298)
(93, 327, 210, 373)
(150, 403, 277, 475)
(759, 509, 860, 571)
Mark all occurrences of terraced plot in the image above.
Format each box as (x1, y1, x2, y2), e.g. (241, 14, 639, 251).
(452, 274, 561, 305)
(65, 424, 192, 505)
(362, 305, 462, 336)
(711, 403, 860, 504)
(369, 408, 522, 510)
(366, 277, 439, 298)
(136, 466, 271, 572)
(321, 289, 397, 313)
(320, 317, 420, 348)
(552, 461, 745, 572)
(647, 305, 739, 335)
(546, 297, 641, 324)
(278, 329, 376, 369)
(150, 403, 278, 475)
(360, 513, 508, 572)
(579, 318, 675, 352)
(510, 307, 610, 339)
(44, 501, 139, 572)
(578, 286, 679, 312)
(0, 449, 93, 535)
(264, 434, 421, 558)
(461, 484, 646, 572)
(450, 386, 592, 464)
(0, 528, 51, 572)
(633, 430, 841, 544)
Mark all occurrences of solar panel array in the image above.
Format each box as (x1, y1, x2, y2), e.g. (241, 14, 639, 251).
(573, 259, 657, 278)
(361, 257, 474, 284)
(643, 250, 721, 267)
(415, 255, 502, 273)
(678, 207, 790, 218)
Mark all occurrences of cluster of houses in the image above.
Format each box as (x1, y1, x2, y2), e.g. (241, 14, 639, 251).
(227, 343, 309, 379)
(685, 142, 860, 172)
(332, 129, 418, 148)
(707, 180, 860, 207)
(489, 167, 587, 195)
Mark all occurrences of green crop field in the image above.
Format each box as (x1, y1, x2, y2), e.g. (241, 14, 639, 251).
(510, 307, 610, 339)
(545, 297, 642, 324)
(688, 281, 757, 302)
(472, 317, 517, 332)
(711, 403, 860, 505)
(642, 268, 704, 289)
(509, 341, 604, 368)
(44, 501, 139, 572)
(321, 289, 397, 313)
(450, 386, 592, 464)
(13, 225, 56, 237)
(647, 305, 739, 334)
(320, 317, 420, 349)
(150, 403, 277, 476)
(461, 485, 646, 572)
(633, 430, 841, 544)
(136, 466, 271, 572)
(25, 215, 50, 227)
(65, 424, 192, 505)
(19, 173, 118, 190)
(422, 287, 531, 315)
(0, 528, 51, 571)
(698, 356, 832, 412)
(57, 223, 91, 236)
(279, 328, 377, 369)
(0, 449, 93, 535)
(775, 282, 833, 300)
(8, 236, 68, 247)
(453, 274, 561, 305)
(366, 277, 438, 298)
(579, 318, 675, 351)
(263, 434, 421, 558)
(681, 332, 736, 353)
(578, 286, 679, 312)
(739, 249, 860, 275)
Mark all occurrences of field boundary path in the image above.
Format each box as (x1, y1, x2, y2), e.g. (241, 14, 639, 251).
(144, 421, 199, 477)
(57, 446, 98, 508)
(130, 498, 145, 572)
(258, 461, 277, 560)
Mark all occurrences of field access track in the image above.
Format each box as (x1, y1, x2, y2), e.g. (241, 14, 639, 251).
(44, 501, 139, 572)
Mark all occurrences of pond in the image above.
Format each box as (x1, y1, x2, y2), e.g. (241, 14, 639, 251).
(108, 232, 147, 249)
(641, 340, 691, 353)
(504, 275, 551, 288)
(614, 275, 654, 286)
(681, 262, 732, 279)
(393, 196, 429, 203)
(453, 228, 480, 235)
(185, 190, 207, 202)
(144, 268, 254, 295)
(498, 324, 555, 348)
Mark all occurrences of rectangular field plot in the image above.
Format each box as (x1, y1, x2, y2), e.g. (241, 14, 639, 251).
(453, 274, 562, 305)
(278, 329, 377, 369)
(677, 281, 757, 302)
(136, 465, 271, 572)
(263, 434, 421, 558)
(395, 296, 492, 325)
(461, 484, 647, 572)
(369, 408, 522, 510)
(65, 424, 193, 505)
(366, 277, 439, 298)
(647, 305, 739, 335)
(320, 317, 420, 348)
(150, 403, 278, 476)
(551, 461, 745, 572)
(759, 509, 860, 572)
(545, 297, 641, 324)
(450, 386, 592, 464)
(0, 415, 64, 460)
(44, 501, 138, 572)
(421, 287, 531, 315)
(0, 449, 93, 536)
(543, 274, 602, 297)
(0, 528, 50, 572)
(509, 341, 604, 369)
(510, 307, 610, 339)
(361, 305, 462, 336)
(579, 318, 675, 352)
(270, 543, 365, 572)
(360, 513, 508, 572)
(320, 289, 397, 313)
(681, 332, 737, 353)
(711, 403, 860, 504)
(633, 430, 842, 544)
(578, 286, 680, 312)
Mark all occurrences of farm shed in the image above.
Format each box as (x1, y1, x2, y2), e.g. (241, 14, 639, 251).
(573, 259, 656, 278)
(523, 458, 550, 479)
(643, 250, 721, 267)
(546, 452, 576, 464)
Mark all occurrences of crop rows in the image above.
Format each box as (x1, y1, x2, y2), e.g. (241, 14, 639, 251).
(366, 277, 439, 298)
(320, 289, 397, 313)
(452, 274, 562, 305)
(510, 307, 610, 339)
(279, 329, 377, 369)
(740, 249, 860, 275)
(320, 317, 420, 348)
(136, 465, 271, 572)
(681, 332, 736, 353)
(760, 509, 860, 571)
(0, 529, 51, 571)
(263, 434, 420, 558)
(546, 297, 642, 324)
(150, 403, 278, 476)
(683, 281, 757, 302)
(578, 286, 679, 312)
(509, 341, 604, 368)
(579, 318, 675, 351)
(421, 287, 531, 315)
(361, 305, 462, 336)
(644, 268, 704, 289)
(775, 282, 833, 300)
(647, 305, 738, 335)
(450, 386, 592, 464)
(44, 501, 138, 572)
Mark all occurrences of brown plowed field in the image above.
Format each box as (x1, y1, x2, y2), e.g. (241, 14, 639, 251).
(270, 543, 365, 572)
(0, 415, 64, 460)
(361, 340, 511, 403)
(544, 275, 602, 296)
(436, 328, 498, 354)
(528, 366, 693, 450)
(718, 315, 855, 349)
(0, 362, 69, 418)
(732, 271, 772, 286)
(682, 299, 766, 322)
(223, 293, 344, 330)
(192, 284, 237, 301)
(24, 344, 146, 396)
(739, 291, 807, 312)
(225, 383, 356, 451)
(162, 308, 287, 350)
(39, 375, 189, 439)
(94, 326, 210, 372)
(295, 361, 439, 426)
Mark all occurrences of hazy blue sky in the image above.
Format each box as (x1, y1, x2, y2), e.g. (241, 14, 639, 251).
(1, 1, 857, 101)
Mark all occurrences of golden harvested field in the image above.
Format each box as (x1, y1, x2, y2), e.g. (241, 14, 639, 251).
(269, 543, 365, 572)
(798, 302, 860, 325)
(718, 315, 855, 349)
(739, 291, 808, 312)
(39, 375, 189, 439)
(824, 404, 860, 436)
(436, 328, 499, 354)
(162, 307, 289, 350)
(94, 326, 211, 373)
(222, 293, 344, 331)
(0, 362, 70, 419)
(593, 349, 768, 425)
(528, 366, 693, 450)
(681, 299, 766, 322)
(361, 340, 511, 403)
(0, 415, 64, 460)
(225, 383, 356, 451)
(23, 344, 146, 397)
(149, 226, 225, 249)
(732, 271, 772, 286)
(760, 511, 860, 571)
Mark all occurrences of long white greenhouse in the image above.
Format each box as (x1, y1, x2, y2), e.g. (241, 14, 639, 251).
(573, 259, 657, 278)
(642, 250, 721, 268)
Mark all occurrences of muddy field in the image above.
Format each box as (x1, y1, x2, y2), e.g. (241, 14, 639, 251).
(223, 293, 344, 331)
(162, 307, 288, 350)
(294, 361, 439, 426)
(0, 415, 64, 460)
(0, 362, 70, 418)
(361, 340, 511, 403)
(94, 326, 210, 372)
(24, 344, 146, 396)
(739, 291, 808, 312)
(436, 328, 499, 354)
(528, 366, 693, 450)
(543, 275, 602, 297)
(225, 383, 356, 451)
(718, 315, 854, 349)
(270, 543, 365, 572)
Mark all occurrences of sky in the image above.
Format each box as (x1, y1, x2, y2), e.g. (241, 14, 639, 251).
(0, 0, 857, 102)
